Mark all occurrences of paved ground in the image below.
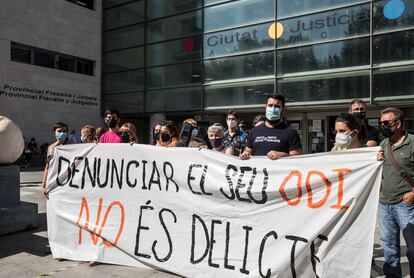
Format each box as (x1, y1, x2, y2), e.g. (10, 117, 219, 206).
(0, 167, 410, 277)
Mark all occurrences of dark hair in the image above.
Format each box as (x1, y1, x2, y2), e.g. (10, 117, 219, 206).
(266, 93, 285, 107)
(335, 113, 364, 141)
(227, 110, 239, 120)
(253, 114, 266, 126)
(380, 107, 404, 123)
(348, 99, 366, 110)
(162, 120, 179, 140)
(53, 122, 69, 132)
(104, 109, 120, 118)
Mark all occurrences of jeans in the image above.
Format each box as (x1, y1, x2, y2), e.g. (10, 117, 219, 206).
(379, 201, 414, 278)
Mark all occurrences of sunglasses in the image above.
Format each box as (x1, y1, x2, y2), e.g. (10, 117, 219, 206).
(378, 120, 397, 126)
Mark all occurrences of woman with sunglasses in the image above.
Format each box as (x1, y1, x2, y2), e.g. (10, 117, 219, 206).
(119, 123, 138, 144)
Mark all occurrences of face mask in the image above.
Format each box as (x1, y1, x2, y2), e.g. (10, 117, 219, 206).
(55, 132, 68, 142)
(227, 119, 237, 129)
(80, 136, 87, 143)
(266, 107, 281, 121)
(153, 132, 160, 142)
(335, 131, 353, 148)
(191, 128, 198, 138)
(105, 118, 118, 129)
(353, 112, 366, 120)
(161, 133, 171, 143)
(379, 124, 394, 138)
(209, 138, 223, 148)
(120, 133, 130, 143)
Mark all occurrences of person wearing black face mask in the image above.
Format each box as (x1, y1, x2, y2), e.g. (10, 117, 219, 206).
(119, 123, 138, 144)
(376, 107, 414, 278)
(156, 121, 178, 147)
(207, 123, 233, 155)
(348, 99, 380, 147)
(152, 123, 162, 145)
(99, 109, 121, 143)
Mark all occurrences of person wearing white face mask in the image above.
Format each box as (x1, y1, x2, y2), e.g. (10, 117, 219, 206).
(240, 93, 302, 160)
(331, 113, 365, 152)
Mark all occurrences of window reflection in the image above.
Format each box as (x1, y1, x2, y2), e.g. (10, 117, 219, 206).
(374, 30, 414, 65)
(104, 70, 144, 93)
(277, 0, 366, 18)
(146, 62, 201, 88)
(104, 47, 144, 73)
(104, 1, 145, 30)
(374, 67, 414, 98)
(148, 0, 202, 19)
(204, 23, 274, 58)
(374, 0, 414, 33)
(147, 11, 202, 44)
(204, 51, 274, 82)
(104, 92, 144, 113)
(146, 87, 201, 112)
(278, 4, 370, 48)
(147, 36, 202, 67)
(205, 0, 274, 32)
(104, 25, 144, 52)
(277, 38, 370, 75)
(204, 80, 274, 108)
(277, 72, 369, 102)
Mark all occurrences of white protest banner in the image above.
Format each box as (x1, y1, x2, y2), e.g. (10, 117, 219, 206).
(46, 144, 382, 277)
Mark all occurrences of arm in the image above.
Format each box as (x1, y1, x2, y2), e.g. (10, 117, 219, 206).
(240, 146, 252, 160)
(266, 149, 301, 160)
(41, 164, 49, 197)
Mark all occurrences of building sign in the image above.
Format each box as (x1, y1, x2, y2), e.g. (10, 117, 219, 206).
(204, 23, 274, 58)
(277, 4, 370, 47)
(0, 83, 99, 107)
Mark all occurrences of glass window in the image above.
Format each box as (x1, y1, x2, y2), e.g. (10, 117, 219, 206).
(204, 0, 230, 6)
(373, 30, 414, 65)
(204, 22, 275, 58)
(204, 51, 274, 82)
(11, 45, 31, 63)
(104, 1, 144, 30)
(58, 56, 75, 72)
(104, 47, 144, 73)
(374, 67, 414, 99)
(34, 50, 55, 68)
(277, 4, 370, 48)
(277, 38, 370, 75)
(103, 92, 144, 113)
(277, 72, 369, 103)
(76, 59, 93, 75)
(146, 62, 202, 88)
(145, 87, 201, 112)
(205, 0, 274, 32)
(147, 36, 202, 67)
(104, 25, 144, 52)
(204, 80, 274, 108)
(277, 0, 367, 18)
(147, 11, 202, 43)
(374, 0, 414, 33)
(148, 0, 202, 19)
(103, 0, 132, 9)
(104, 70, 144, 93)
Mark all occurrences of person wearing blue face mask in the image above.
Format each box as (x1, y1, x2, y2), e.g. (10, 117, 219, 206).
(41, 122, 72, 197)
(240, 93, 302, 160)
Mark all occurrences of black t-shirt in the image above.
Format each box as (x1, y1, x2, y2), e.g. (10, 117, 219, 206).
(247, 122, 302, 156)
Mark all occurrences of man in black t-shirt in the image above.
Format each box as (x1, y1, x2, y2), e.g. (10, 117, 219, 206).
(240, 93, 302, 160)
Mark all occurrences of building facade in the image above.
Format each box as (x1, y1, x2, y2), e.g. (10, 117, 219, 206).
(0, 0, 101, 144)
(102, 0, 414, 152)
